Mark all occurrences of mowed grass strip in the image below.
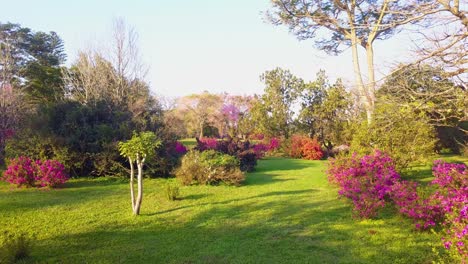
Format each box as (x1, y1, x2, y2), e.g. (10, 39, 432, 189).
(1, 158, 445, 263)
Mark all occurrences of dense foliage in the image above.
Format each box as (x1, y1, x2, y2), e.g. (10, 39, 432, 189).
(349, 103, 436, 169)
(175, 150, 245, 186)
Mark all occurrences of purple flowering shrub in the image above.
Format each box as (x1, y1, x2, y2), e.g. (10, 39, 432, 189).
(432, 161, 467, 261)
(174, 141, 188, 154)
(2, 157, 68, 188)
(328, 153, 467, 260)
(327, 150, 400, 218)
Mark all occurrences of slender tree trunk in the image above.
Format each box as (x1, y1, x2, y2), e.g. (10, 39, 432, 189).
(199, 122, 204, 138)
(366, 43, 376, 114)
(133, 154, 145, 215)
(350, 34, 372, 124)
(129, 157, 135, 211)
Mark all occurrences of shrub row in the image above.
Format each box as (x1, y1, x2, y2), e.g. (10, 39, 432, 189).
(2, 157, 68, 188)
(175, 150, 245, 186)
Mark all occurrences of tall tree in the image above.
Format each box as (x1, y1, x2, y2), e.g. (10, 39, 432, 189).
(268, 0, 438, 123)
(298, 71, 351, 148)
(256, 68, 303, 138)
(178, 92, 222, 138)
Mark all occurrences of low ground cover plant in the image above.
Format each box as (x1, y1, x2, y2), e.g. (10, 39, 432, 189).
(2, 157, 68, 188)
(175, 150, 245, 186)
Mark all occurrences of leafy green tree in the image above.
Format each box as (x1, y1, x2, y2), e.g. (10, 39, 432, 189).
(298, 71, 352, 150)
(256, 68, 304, 138)
(0, 22, 65, 104)
(119, 132, 161, 215)
(267, 0, 438, 123)
(379, 64, 467, 153)
(350, 102, 436, 170)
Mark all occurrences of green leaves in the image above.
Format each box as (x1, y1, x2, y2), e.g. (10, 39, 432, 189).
(118, 131, 161, 161)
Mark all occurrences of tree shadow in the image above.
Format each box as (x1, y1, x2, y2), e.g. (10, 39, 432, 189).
(33, 196, 437, 264)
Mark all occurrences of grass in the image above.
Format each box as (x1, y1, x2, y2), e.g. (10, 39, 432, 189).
(0, 157, 457, 263)
(180, 138, 197, 148)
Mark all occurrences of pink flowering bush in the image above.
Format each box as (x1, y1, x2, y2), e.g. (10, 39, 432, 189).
(197, 137, 218, 151)
(327, 150, 400, 218)
(328, 154, 467, 261)
(431, 161, 467, 261)
(2, 157, 68, 188)
(267, 137, 280, 151)
(2, 156, 36, 187)
(35, 160, 69, 188)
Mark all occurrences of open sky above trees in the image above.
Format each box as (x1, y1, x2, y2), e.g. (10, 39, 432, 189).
(0, 0, 433, 97)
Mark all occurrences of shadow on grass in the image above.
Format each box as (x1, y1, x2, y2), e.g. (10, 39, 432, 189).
(0, 179, 126, 212)
(147, 189, 316, 217)
(34, 197, 437, 264)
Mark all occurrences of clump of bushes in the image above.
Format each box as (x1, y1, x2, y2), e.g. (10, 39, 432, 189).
(2, 156, 68, 188)
(327, 152, 467, 261)
(175, 150, 245, 186)
(0, 231, 34, 263)
(195, 138, 258, 172)
(284, 135, 323, 160)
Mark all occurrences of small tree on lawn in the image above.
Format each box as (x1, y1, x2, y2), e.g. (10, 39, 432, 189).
(118, 131, 161, 215)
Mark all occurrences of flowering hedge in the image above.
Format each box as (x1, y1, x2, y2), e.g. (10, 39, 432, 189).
(2, 157, 68, 188)
(327, 152, 467, 261)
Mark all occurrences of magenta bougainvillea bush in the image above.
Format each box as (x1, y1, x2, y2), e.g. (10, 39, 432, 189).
(327, 152, 467, 260)
(2, 156, 37, 187)
(35, 159, 69, 188)
(327, 150, 400, 218)
(2, 156, 68, 188)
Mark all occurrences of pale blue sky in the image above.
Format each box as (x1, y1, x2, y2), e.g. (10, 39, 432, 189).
(0, 0, 415, 97)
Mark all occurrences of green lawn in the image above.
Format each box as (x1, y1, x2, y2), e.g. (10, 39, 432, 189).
(0, 157, 451, 263)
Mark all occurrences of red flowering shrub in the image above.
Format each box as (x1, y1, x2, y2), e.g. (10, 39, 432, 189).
(35, 160, 69, 188)
(286, 135, 323, 160)
(302, 138, 323, 160)
(2, 156, 36, 187)
(287, 135, 307, 158)
(2, 157, 68, 188)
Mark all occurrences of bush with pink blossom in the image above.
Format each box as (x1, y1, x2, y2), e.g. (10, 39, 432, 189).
(2, 157, 68, 188)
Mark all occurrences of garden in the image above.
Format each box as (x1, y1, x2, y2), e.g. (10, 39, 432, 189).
(1, 1, 467, 263)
